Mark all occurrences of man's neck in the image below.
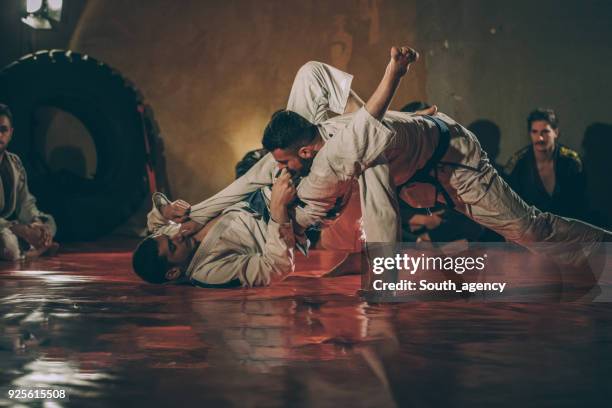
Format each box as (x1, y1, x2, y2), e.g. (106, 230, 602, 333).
(534, 146, 555, 163)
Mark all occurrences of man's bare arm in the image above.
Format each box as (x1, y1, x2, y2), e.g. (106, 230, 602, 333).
(365, 46, 418, 120)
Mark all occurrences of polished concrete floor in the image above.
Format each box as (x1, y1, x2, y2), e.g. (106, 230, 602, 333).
(1, 241, 612, 407)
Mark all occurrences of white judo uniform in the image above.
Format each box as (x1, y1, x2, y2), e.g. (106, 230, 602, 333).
(147, 190, 296, 287)
(0, 151, 57, 260)
(189, 61, 608, 266)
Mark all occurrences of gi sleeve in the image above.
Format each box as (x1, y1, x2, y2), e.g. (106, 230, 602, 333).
(190, 217, 295, 288)
(189, 153, 277, 225)
(146, 192, 195, 238)
(330, 107, 396, 171)
(295, 107, 396, 230)
(146, 192, 172, 233)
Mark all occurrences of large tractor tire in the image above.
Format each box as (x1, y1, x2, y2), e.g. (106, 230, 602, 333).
(0, 50, 160, 241)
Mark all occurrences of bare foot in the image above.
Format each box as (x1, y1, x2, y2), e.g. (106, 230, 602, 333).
(387, 46, 419, 78)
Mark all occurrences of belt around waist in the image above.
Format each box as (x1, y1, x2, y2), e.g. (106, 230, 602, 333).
(397, 115, 454, 209)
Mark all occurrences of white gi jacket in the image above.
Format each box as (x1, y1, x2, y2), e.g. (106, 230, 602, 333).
(146, 192, 296, 287)
(0, 151, 56, 234)
(186, 61, 437, 244)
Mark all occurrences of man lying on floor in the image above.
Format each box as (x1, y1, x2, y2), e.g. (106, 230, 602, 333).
(0, 104, 59, 260)
(129, 48, 404, 287)
(132, 169, 298, 287)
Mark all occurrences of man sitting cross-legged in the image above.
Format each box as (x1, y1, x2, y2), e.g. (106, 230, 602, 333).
(0, 104, 59, 260)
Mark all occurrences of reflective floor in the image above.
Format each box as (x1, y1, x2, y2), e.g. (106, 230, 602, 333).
(1, 241, 612, 407)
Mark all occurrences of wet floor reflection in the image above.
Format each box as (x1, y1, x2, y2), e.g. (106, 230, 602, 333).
(1, 246, 612, 406)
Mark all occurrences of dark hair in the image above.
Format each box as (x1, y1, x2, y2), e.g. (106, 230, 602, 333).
(132, 237, 170, 284)
(527, 108, 558, 131)
(262, 110, 317, 151)
(235, 148, 268, 178)
(0, 103, 13, 126)
(400, 101, 430, 113)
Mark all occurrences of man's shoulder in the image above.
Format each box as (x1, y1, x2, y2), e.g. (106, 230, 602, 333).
(504, 145, 531, 174)
(4, 151, 27, 177)
(558, 144, 583, 172)
(319, 115, 353, 140)
(5, 151, 24, 166)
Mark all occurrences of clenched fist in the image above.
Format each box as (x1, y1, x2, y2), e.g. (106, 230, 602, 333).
(387, 46, 419, 78)
(270, 168, 297, 223)
(161, 199, 191, 223)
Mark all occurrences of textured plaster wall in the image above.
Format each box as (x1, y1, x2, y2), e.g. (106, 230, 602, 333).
(416, 0, 612, 162)
(70, 0, 425, 204)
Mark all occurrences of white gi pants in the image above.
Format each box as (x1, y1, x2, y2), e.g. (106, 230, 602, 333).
(288, 61, 609, 266)
(433, 123, 606, 265)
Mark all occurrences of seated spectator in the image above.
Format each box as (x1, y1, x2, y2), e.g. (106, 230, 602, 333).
(0, 104, 58, 260)
(506, 108, 587, 220)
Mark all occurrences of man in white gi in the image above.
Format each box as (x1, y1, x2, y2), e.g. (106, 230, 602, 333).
(186, 46, 610, 268)
(132, 169, 298, 287)
(183, 47, 425, 250)
(0, 104, 58, 260)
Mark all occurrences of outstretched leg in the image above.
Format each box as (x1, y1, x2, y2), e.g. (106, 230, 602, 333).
(286, 61, 356, 124)
(442, 129, 609, 265)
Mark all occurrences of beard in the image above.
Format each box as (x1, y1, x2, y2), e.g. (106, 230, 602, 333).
(297, 156, 313, 177)
(534, 141, 551, 150)
(276, 157, 314, 182)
